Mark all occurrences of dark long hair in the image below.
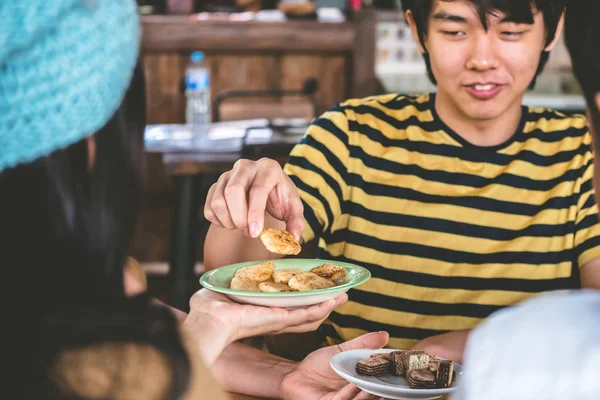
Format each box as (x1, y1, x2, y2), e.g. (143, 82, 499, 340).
(2, 63, 191, 398)
(565, 0, 600, 148)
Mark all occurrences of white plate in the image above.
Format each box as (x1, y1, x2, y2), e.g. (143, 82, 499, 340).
(330, 349, 463, 400)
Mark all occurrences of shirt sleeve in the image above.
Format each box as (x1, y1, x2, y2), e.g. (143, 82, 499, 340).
(283, 104, 351, 244)
(575, 135, 600, 267)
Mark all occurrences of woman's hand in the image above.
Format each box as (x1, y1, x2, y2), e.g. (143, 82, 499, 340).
(280, 331, 390, 400)
(183, 289, 347, 364)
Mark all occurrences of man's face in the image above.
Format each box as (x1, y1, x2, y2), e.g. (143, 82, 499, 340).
(417, 0, 557, 122)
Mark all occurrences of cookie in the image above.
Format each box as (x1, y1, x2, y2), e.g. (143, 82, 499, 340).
(435, 360, 454, 388)
(309, 264, 347, 281)
(229, 276, 261, 292)
(272, 268, 304, 284)
(369, 352, 393, 361)
(406, 368, 437, 389)
(355, 357, 391, 376)
(288, 272, 335, 291)
(258, 280, 292, 293)
(428, 357, 441, 372)
(392, 350, 430, 376)
(234, 262, 276, 282)
(259, 228, 301, 255)
(390, 351, 408, 376)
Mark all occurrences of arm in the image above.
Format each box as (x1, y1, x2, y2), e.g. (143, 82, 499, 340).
(212, 342, 296, 399)
(581, 257, 600, 290)
(410, 329, 471, 364)
(213, 332, 390, 399)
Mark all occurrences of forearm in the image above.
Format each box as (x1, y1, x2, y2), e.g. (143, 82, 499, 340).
(212, 342, 296, 399)
(411, 329, 471, 364)
(204, 213, 286, 270)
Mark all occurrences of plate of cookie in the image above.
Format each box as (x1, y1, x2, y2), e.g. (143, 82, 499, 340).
(330, 349, 463, 400)
(199, 258, 370, 308)
(199, 228, 370, 308)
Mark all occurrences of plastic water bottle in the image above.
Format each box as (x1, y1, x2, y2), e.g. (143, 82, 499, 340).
(185, 51, 211, 134)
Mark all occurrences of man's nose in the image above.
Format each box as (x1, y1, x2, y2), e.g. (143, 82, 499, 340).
(466, 34, 500, 71)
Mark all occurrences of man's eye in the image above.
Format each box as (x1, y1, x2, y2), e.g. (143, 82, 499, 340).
(502, 31, 525, 38)
(442, 31, 465, 37)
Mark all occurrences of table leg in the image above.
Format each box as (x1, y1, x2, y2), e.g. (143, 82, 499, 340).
(169, 175, 200, 312)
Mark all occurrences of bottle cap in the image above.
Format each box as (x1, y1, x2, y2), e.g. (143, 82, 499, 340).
(191, 51, 204, 63)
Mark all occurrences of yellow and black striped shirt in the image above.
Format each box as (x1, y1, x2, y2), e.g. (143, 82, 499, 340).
(284, 93, 600, 349)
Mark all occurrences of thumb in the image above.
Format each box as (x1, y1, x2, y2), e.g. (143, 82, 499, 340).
(337, 331, 390, 353)
(285, 215, 305, 243)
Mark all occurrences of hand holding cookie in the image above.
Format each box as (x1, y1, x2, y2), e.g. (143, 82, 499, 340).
(204, 158, 305, 240)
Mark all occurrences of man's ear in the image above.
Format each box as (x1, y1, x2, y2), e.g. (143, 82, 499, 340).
(544, 11, 565, 52)
(595, 92, 600, 115)
(406, 10, 427, 54)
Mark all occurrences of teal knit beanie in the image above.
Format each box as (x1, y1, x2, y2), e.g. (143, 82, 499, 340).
(0, 0, 140, 172)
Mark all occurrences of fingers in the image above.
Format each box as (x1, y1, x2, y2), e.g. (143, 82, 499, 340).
(331, 383, 361, 400)
(331, 384, 383, 400)
(290, 294, 346, 325)
(247, 159, 287, 237)
(284, 199, 305, 241)
(222, 162, 257, 231)
(262, 296, 345, 335)
(204, 158, 296, 237)
(276, 295, 348, 334)
(337, 331, 390, 353)
(204, 173, 235, 229)
(279, 175, 305, 240)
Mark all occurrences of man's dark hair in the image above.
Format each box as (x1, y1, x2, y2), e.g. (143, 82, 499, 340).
(402, 0, 567, 89)
(565, 0, 600, 142)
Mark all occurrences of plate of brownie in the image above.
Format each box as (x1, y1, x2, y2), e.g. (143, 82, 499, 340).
(330, 349, 463, 400)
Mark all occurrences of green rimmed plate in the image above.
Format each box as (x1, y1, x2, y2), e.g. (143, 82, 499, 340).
(200, 258, 370, 308)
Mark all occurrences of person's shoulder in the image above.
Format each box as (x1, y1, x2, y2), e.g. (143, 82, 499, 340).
(337, 92, 431, 115)
(525, 106, 589, 139)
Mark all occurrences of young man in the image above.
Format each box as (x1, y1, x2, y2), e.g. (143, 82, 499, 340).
(204, 0, 600, 363)
(453, 4, 600, 398)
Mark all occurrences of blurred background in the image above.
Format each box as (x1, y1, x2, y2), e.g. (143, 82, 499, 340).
(134, 0, 584, 308)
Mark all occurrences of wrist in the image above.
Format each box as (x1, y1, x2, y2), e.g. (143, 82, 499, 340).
(278, 361, 299, 400)
(182, 312, 235, 365)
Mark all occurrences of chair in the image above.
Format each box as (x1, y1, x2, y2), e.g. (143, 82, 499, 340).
(213, 78, 319, 123)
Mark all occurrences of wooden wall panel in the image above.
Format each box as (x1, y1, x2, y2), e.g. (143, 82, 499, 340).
(280, 55, 349, 115)
(209, 55, 281, 94)
(144, 53, 188, 124)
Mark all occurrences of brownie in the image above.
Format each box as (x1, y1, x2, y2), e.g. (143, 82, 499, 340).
(392, 350, 430, 376)
(435, 360, 454, 388)
(356, 357, 391, 376)
(406, 368, 437, 389)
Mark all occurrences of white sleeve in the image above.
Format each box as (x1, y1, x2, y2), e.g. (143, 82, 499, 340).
(452, 291, 600, 400)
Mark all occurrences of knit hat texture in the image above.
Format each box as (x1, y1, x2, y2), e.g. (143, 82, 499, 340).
(0, 0, 140, 172)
